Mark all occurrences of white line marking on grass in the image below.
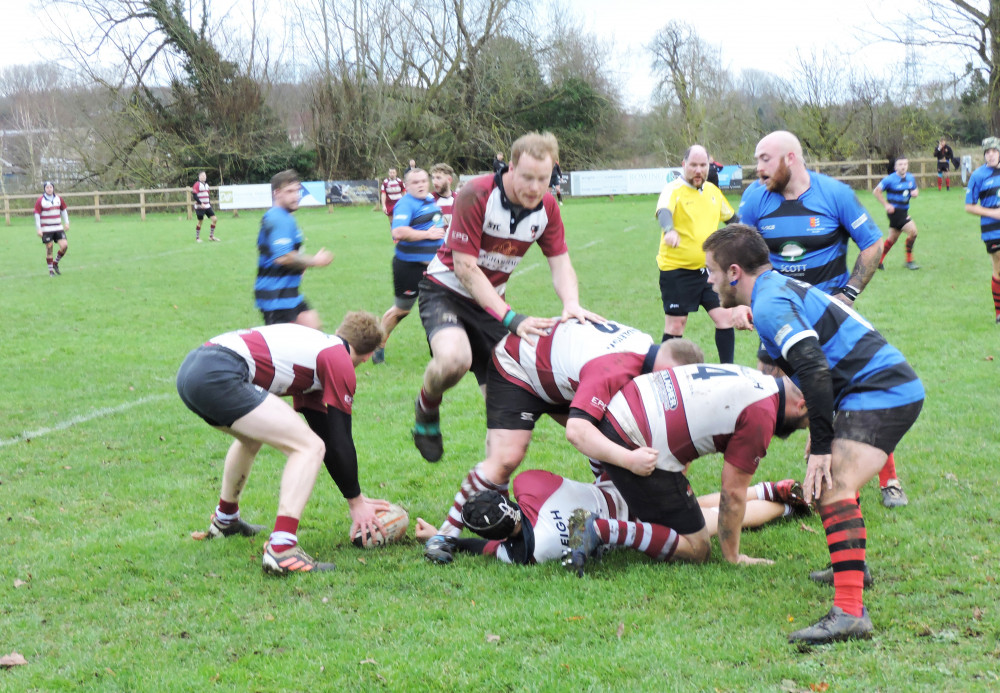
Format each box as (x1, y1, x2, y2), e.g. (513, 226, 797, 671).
(578, 239, 603, 250)
(623, 225, 637, 233)
(0, 248, 194, 281)
(0, 393, 172, 448)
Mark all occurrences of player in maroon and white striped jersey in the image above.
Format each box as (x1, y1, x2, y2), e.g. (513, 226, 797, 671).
(34, 181, 69, 277)
(430, 162, 456, 232)
(380, 168, 405, 223)
(410, 132, 603, 465)
(413, 469, 808, 566)
(176, 313, 391, 575)
(567, 364, 809, 570)
(191, 171, 218, 242)
(421, 323, 704, 563)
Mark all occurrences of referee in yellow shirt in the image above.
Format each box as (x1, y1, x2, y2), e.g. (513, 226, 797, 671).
(655, 144, 739, 363)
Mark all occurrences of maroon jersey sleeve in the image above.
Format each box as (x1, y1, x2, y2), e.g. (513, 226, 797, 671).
(34, 197, 43, 214)
(719, 396, 778, 474)
(446, 176, 491, 256)
(571, 352, 646, 420)
(311, 345, 357, 415)
(536, 197, 568, 257)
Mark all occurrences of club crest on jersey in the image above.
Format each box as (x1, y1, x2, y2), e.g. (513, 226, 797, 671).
(809, 217, 819, 228)
(779, 241, 806, 262)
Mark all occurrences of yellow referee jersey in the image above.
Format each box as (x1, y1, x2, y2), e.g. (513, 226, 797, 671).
(654, 178, 735, 271)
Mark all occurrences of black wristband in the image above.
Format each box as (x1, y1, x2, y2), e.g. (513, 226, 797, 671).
(506, 313, 527, 335)
(839, 285, 860, 302)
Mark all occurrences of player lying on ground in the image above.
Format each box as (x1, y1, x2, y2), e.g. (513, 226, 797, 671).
(413, 469, 807, 566)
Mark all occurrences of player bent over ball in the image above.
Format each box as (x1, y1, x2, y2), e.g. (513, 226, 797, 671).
(176, 314, 391, 575)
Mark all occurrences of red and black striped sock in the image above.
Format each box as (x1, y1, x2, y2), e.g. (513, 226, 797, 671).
(904, 238, 915, 262)
(878, 453, 897, 487)
(880, 238, 895, 263)
(992, 276, 1000, 317)
(592, 518, 679, 562)
(820, 499, 867, 617)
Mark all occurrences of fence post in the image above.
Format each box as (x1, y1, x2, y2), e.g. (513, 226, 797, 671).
(140, 191, 146, 221)
(185, 189, 192, 220)
(866, 160, 872, 189)
(94, 192, 100, 222)
(3, 194, 9, 226)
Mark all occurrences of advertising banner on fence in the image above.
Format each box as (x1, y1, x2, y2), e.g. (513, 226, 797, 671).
(218, 183, 271, 210)
(570, 168, 681, 197)
(219, 180, 379, 209)
(326, 180, 379, 205)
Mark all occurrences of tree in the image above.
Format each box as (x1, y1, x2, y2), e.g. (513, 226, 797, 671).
(886, 1, 1000, 135)
(54, 0, 302, 185)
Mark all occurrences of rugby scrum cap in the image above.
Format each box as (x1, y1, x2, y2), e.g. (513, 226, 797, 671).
(982, 136, 1000, 152)
(42, 180, 54, 192)
(462, 490, 522, 540)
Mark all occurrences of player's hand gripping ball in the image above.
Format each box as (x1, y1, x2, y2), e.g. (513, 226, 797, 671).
(352, 503, 409, 548)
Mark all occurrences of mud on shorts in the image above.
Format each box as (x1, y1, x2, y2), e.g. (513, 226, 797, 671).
(417, 278, 507, 386)
(834, 400, 923, 455)
(659, 267, 721, 316)
(176, 345, 268, 427)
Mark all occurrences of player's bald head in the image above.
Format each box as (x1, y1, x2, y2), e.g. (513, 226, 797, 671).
(757, 131, 802, 161)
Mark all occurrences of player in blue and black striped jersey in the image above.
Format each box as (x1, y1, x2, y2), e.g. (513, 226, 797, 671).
(963, 136, 1000, 323)
(873, 157, 920, 270)
(704, 223, 923, 646)
(737, 131, 906, 508)
(738, 131, 883, 299)
(373, 167, 447, 363)
(255, 170, 333, 329)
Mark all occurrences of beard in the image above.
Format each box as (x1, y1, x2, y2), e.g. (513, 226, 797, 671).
(763, 158, 791, 193)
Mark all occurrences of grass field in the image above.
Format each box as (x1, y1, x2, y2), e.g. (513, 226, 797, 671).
(2, 187, 998, 692)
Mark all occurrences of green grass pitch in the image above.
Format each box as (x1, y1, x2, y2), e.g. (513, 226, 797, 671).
(1, 187, 997, 691)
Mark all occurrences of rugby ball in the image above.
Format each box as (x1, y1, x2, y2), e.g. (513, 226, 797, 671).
(352, 503, 409, 548)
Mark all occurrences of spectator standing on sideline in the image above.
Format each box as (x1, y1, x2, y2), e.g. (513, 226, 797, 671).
(550, 160, 564, 205)
(873, 158, 920, 270)
(704, 224, 923, 644)
(254, 170, 333, 330)
(963, 136, 1000, 324)
(191, 171, 219, 242)
(176, 314, 389, 575)
(410, 131, 603, 463)
(35, 181, 69, 277)
(492, 152, 506, 174)
(654, 144, 738, 363)
(934, 137, 956, 191)
(380, 167, 405, 227)
(373, 168, 446, 365)
(737, 131, 906, 509)
(403, 159, 417, 177)
(707, 155, 723, 188)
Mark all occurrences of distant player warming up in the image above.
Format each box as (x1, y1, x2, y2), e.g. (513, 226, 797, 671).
(35, 181, 69, 277)
(192, 171, 218, 242)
